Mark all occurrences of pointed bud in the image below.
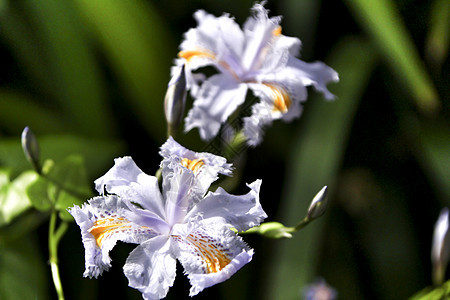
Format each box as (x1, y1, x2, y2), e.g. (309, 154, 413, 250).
(21, 126, 41, 173)
(432, 208, 450, 285)
(307, 186, 329, 220)
(164, 64, 187, 136)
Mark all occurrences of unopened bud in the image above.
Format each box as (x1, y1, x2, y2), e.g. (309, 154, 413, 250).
(257, 222, 293, 239)
(307, 186, 329, 220)
(21, 126, 41, 173)
(432, 208, 450, 285)
(164, 64, 187, 136)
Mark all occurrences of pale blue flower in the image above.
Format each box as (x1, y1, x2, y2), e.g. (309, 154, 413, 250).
(174, 3, 339, 146)
(69, 145, 266, 299)
(302, 278, 338, 300)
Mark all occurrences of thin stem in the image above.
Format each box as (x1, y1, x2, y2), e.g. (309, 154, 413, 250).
(433, 262, 445, 286)
(167, 123, 176, 139)
(293, 216, 312, 232)
(48, 210, 66, 300)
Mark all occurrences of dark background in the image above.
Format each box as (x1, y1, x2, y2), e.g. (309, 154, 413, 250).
(0, 0, 448, 299)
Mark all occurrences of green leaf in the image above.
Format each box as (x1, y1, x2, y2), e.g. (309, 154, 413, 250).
(419, 122, 450, 202)
(0, 170, 36, 226)
(0, 4, 57, 105)
(26, 155, 92, 217)
(0, 89, 69, 134)
(0, 238, 48, 300)
(0, 169, 9, 186)
(344, 0, 440, 115)
(73, 0, 174, 141)
(266, 37, 378, 299)
(45, 155, 91, 198)
(21, 0, 114, 137)
(425, 0, 449, 68)
(46, 155, 91, 218)
(280, 0, 320, 59)
(25, 174, 52, 212)
(0, 134, 125, 179)
(410, 280, 450, 300)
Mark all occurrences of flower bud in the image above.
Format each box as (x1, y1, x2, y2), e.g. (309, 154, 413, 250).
(257, 222, 293, 239)
(164, 64, 187, 135)
(432, 207, 450, 285)
(21, 126, 41, 173)
(307, 186, 329, 220)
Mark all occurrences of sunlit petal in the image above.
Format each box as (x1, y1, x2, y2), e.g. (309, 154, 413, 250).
(94, 157, 166, 218)
(123, 236, 176, 300)
(187, 180, 266, 232)
(160, 137, 233, 194)
(69, 195, 157, 278)
(184, 73, 248, 140)
(171, 223, 253, 296)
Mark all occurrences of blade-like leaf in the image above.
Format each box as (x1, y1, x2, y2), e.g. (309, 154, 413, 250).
(266, 37, 378, 299)
(74, 0, 174, 141)
(22, 0, 114, 136)
(0, 89, 68, 134)
(426, 0, 449, 68)
(344, 0, 440, 114)
(418, 122, 450, 202)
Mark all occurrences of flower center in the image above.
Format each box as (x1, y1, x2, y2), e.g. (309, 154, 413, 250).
(89, 217, 131, 247)
(181, 158, 205, 173)
(264, 83, 291, 113)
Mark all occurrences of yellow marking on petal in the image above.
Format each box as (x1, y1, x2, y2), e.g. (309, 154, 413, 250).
(88, 217, 130, 247)
(273, 26, 282, 36)
(186, 234, 231, 273)
(178, 50, 216, 62)
(179, 49, 240, 81)
(181, 158, 205, 173)
(264, 83, 291, 113)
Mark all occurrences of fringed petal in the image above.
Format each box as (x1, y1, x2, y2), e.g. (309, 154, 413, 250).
(171, 223, 253, 296)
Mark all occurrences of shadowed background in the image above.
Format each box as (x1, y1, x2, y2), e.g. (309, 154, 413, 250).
(0, 0, 448, 299)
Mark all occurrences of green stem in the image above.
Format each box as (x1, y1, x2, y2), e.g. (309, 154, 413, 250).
(167, 123, 176, 139)
(239, 216, 314, 239)
(293, 216, 312, 232)
(48, 210, 67, 300)
(433, 262, 446, 286)
(224, 130, 247, 160)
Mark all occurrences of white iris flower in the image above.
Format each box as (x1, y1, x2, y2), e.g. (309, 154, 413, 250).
(174, 3, 339, 146)
(159, 136, 233, 195)
(69, 142, 266, 299)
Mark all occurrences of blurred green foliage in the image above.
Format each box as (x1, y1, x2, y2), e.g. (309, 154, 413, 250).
(0, 0, 448, 299)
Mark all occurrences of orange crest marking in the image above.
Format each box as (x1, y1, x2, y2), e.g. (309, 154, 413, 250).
(272, 26, 282, 36)
(264, 83, 291, 113)
(89, 217, 130, 247)
(181, 158, 205, 173)
(178, 50, 216, 62)
(186, 234, 231, 273)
